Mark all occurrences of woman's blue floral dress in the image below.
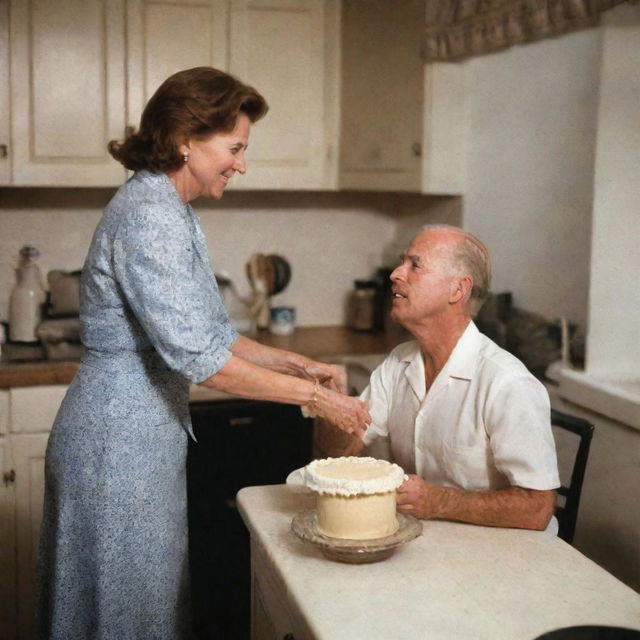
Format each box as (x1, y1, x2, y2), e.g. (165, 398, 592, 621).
(35, 171, 238, 639)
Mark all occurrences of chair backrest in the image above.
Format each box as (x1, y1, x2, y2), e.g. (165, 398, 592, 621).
(550, 408, 595, 544)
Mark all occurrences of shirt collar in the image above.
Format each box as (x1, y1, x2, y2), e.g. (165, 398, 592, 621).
(401, 321, 481, 394)
(444, 321, 482, 381)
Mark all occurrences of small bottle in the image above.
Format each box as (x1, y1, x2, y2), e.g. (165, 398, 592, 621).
(350, 280, 378, 332)
(9, 246, 47, 343)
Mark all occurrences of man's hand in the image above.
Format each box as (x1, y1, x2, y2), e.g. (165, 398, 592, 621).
(396, 474, 437, 519)
(396, 474, 556, 531)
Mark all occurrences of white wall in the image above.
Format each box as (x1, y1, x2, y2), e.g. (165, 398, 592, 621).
(461, 28, 602, 328)
(457, 2, 640, 592)
(587, 2, 640, 379)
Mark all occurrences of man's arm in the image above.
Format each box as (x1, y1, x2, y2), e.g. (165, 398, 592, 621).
(396, 475, 556, 531)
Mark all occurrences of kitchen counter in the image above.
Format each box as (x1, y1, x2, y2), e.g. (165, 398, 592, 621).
(0, 326, 404, 388)
(237, 484, 640, 640)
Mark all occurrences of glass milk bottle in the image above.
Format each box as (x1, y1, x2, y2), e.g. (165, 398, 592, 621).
(9, 245, 47, 342)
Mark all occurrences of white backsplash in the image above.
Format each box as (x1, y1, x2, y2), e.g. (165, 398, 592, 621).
(0, 189, 461, 327)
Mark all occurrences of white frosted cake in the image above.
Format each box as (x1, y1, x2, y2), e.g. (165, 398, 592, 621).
(304, 457, 406, 540)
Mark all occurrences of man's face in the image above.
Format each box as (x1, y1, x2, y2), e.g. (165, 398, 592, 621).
(389, 230, 459, 327)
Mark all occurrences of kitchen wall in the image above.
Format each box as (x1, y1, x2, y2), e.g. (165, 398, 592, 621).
(456, 2, 639, 592)
(586, 2, 640, 378)
(0, 188, 461, 327)
(461, 25, 600, 329)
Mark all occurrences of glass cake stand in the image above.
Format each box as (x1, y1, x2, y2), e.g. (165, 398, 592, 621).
(291, 509, 422, 564)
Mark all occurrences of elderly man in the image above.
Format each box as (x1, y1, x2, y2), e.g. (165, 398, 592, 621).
(337, 224, 560, 531)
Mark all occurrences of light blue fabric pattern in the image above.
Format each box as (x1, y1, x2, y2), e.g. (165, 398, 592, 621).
(35, 170, 238, 639)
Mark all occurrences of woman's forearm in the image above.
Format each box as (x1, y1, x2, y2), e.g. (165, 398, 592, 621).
(199, 353, 370, 437)
(230, 335, 308, 376)
(229, 335, 346, 393)
(200, 353, 313, 405)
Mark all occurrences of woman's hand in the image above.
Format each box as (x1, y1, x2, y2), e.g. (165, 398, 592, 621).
(302, 360, 347, 394)
(312, 386, 371, 439)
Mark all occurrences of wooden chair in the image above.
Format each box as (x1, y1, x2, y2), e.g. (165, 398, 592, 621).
(551, 408, 595, 544)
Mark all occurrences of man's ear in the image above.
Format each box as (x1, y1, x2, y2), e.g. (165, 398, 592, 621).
(450, 276, 473, 305)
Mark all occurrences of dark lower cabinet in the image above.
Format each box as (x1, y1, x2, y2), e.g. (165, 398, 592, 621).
(187, 400, 313, 640)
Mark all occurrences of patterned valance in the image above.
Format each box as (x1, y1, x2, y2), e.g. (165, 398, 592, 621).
(423, 0, 630, 62)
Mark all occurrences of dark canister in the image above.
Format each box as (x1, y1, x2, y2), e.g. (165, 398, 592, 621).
(350, 280, 379, 332)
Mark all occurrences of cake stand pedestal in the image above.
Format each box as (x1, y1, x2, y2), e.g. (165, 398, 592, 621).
(291, 509, 422, 564)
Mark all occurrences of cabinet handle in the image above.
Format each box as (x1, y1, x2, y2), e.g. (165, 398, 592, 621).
(411, 142, 422, 157)
(0, 144, 7, 158)
(229, 416, 255, 427)
(3, 469, 16, 486)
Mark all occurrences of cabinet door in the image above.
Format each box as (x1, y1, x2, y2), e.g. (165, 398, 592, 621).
(228, 0, 334, 190)
(0, 0, 9, 185)
(10, 385, 67, 435)
(12, 432, 49, 640)
(0, 389, 9, 436)
(126, 0, 229, 131)
(421, 63, 467, 195)
(188, 399, 313, 640)
(0, 437, 17, 640)
(9, 0, 126, 186)
(340, 0, 424, 192)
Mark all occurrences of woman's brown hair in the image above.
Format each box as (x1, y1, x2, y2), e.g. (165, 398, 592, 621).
(108, 67, 268, 172)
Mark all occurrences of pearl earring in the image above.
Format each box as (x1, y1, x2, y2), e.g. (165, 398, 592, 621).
(183, 153, 188, 163)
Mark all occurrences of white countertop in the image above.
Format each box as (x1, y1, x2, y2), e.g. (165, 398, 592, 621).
(237, 484, 640, 640)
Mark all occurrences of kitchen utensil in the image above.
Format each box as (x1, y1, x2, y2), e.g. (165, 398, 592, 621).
(267, 254, 291, 295)
(245, 253, 292, 329)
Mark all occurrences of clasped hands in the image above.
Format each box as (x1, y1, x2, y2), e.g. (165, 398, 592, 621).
(301, 361, 371, 439)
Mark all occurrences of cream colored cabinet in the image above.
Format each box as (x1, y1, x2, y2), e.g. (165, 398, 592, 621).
(125, 0, 230, 132)
(228, 0, 340, 190)
(0, 385, 67, 640)
(340, 0, 466, 194)
(0, 432, 18, 640)
(9, 0, 127, 186)
(251, 539, 307, 640)
(0, 0, 10, 185)
(126, 0, 338, 190)
(12, 432, 49, 640)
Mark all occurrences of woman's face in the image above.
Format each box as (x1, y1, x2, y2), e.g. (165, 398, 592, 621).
(179, 112, 251, 201)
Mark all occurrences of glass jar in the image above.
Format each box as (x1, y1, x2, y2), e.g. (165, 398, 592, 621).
(350, 280, 378, 332)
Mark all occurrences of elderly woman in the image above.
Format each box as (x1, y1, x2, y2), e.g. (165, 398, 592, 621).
(35, 67, 370, 640)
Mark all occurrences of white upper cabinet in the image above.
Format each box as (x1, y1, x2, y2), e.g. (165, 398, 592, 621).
(340, 0, 424, 192)
(0, 0, 10, 185)
(4, 0, 462, 192)
(9, 0, 127, 186)
(340, 0, 465, 194)
(125, 0, 229, 132)
(227, 0, 338, 190)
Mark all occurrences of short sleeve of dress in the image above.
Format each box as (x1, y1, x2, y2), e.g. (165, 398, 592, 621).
(112, 201, 238, 383)
(485, 375, 560, 490)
